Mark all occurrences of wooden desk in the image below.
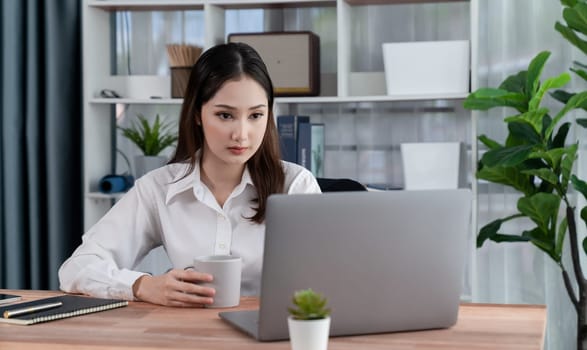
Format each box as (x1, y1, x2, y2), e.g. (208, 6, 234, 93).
(0, 289, 546, 350)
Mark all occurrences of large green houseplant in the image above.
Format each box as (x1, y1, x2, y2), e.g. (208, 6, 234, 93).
(464, 2, 587, 348)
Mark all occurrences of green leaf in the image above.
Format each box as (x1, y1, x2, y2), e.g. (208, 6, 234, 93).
(561, 143, 578, 190)
(547, 91, 587, 138)
(477, 217, 528, 247)
(542, 114, 553, 139)
(505, 121, 542, 145)
(491, 234, 532, 244)
(521, 168, 559, 186)
(556, 21, 587, 56)
(464, 88, 527, 112)
(529, 73, 571, 111)
(517, 193, 561, 234)
(500, 70, 528, 94)
(551, 90, 587, 111)
(537, 148, 566, 171)
(571, 67, 587, 82)
(572, 175, 587, 201)
(481, 145, 535, 167)
(550, 89, 574, 104)
(477, 166, 535, 195)
(577, 118, 587, 128)
(505, 109, 549, 136)
(561, 0, 578, 7)
(580, 208, 587, 256)
(581, 206, 587, 224)
(478, 135, 502, 150)
(477, 219, 501, 247)
(522, 227, 557, 261)
(551, 122, 571, 148)
(562, 4, 587, 35)
(526, 51, 552, 101)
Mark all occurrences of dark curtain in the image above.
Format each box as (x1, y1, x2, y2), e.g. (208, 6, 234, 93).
(0, 1, 82, 290)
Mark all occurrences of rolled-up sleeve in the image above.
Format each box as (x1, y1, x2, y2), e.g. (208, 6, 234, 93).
(59, 180, 161, 300)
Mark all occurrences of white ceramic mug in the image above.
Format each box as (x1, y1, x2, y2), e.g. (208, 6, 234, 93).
(193, 255, 242, 308)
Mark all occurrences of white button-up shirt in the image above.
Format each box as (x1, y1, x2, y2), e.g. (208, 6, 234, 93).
(58, 160, 321, 300)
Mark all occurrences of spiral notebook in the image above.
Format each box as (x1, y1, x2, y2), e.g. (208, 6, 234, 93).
(0, 295, 128, 325)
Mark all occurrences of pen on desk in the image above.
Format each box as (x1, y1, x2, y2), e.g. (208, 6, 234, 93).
(3, 301, 63, 319)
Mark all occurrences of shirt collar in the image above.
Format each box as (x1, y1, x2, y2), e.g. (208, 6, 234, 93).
(165, 162, 199, 205)
(165, 151, 255, 205)
(240, 167, 254, 187)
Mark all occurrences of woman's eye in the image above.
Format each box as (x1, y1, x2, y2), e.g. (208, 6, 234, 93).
(250, 113, 264, 120)
(217, 113, 232, 120)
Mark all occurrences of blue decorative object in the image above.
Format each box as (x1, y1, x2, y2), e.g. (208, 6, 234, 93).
(98, 175, 134, 193)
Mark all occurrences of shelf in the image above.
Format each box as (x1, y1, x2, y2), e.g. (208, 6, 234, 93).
(86, 192, 125, 200)
(88, 0, 334, 11)
(90, 98, 183, 105)
(89, 93, 468, 105)
(345, 0, 467, 5)
(207, 0, 335, 9)
(88, 0, 205, 11)
(276, 93, 468, 103)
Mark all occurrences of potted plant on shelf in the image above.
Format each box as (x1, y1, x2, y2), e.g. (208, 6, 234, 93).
(118, 113, 178, 179)
(287, 288, 331, 350)
(463, 3, 587, 348)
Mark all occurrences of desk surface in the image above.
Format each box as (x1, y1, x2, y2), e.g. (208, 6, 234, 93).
(0, 289, 546, 350)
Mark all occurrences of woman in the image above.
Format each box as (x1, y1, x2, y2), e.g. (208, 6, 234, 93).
(59, 43, 321, 307)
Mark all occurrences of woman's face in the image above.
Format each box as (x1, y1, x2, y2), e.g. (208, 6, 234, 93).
(199, 76, 269, 168)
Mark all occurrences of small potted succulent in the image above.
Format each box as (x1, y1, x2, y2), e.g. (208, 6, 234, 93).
(118, 113, 178, 179)
(287, 288, 331, 350)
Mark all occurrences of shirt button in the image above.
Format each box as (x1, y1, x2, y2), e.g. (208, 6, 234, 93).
(217, 213, 224, 219)
(219, 243, 226, 249)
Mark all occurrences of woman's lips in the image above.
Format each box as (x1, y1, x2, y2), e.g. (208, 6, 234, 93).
(228, 147, 247, 155)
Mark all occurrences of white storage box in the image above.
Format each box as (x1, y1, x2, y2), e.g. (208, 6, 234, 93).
(382, 40, 469, 96)
(401, 142, 466, 190)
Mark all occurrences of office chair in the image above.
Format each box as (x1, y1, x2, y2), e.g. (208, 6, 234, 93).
(317, 178, 367, 192)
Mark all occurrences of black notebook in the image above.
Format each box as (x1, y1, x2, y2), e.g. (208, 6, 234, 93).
(0, 295, 128, 325)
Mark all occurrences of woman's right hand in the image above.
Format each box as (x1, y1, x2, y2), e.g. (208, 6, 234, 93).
(132, 268, 216, 307)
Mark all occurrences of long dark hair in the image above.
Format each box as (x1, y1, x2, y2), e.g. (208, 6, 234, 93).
(169, 42, 285, 223)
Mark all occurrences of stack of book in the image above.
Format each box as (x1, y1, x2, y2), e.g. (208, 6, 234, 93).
(277, 115, 324, 178)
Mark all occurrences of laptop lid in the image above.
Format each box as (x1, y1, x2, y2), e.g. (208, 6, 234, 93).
(222, 189, 471, 341)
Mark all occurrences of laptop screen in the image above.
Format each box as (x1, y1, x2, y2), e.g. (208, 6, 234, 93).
(255, 189, 472, 340)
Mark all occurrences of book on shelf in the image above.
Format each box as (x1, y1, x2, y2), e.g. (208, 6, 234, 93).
(0, 295, 128, 325)
(297, 121, 312, 171)
(310, 123, 325, 177)
(276, 115, 310, 164)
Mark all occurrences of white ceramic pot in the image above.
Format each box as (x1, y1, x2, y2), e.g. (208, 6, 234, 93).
(134, 155, 167, 179)
(287, 316, 330, 350)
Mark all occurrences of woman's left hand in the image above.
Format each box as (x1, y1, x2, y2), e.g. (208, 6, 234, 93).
(132, 268, 216, 307)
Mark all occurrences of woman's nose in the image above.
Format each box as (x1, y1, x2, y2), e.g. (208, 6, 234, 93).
(231, 120, 248, 142)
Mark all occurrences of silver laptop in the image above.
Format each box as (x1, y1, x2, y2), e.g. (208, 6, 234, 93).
(219, 189, 471, 341)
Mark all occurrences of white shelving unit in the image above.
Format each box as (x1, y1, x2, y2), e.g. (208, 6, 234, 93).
(83, 0, 478, 284)
(89, 92, 468, 106)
